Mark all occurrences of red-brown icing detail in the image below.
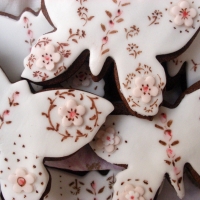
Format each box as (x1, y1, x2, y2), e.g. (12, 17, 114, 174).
(23, 16, 35, 50)
(127, 43, 142, 59)
(125, 25, 140, 39)
(100, 0, 131, 55)
(75, 130, 88, 142)
(69, 178, 84, 195)
(148, 10, 163, 26)
(56, 43, 71, 58)
(76, 0, 95, 26)
(54, 64, 67, 76)
(35, 37, 52, 48)
(33, 71, 49, 81)
(87, 96, 101, 129)
(191, 59, 200, 72)
(42, 98, 73, 142)
(26, 54, 36, 69)
(155, 113, 182, 191)
(0, 92, 20, 129)
(9, 92, 20, 107)
(86, 181, 105, 195)
(42, 91, 103, 141)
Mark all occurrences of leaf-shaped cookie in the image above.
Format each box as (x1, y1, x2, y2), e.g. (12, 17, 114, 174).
(0, 68, 113, 200)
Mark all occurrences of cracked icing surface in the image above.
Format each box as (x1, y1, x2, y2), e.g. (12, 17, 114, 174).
(22, 0, 200, 116)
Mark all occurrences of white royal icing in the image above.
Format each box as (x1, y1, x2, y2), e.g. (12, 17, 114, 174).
(0, 10, 53, 83)
(22, 0, 200, 116)
(0, 68, 113, 200)
(167, 31, 200, 88)
(44, 168, 121, 200)
(61, 63, 105, 97)
(90, 87, 200, 199)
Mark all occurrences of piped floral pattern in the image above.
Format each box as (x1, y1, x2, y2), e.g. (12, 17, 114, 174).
(132, 76, 159, 103)
(95, 127, 120, 153)
(35, 44, 61, 71)
(170, 0, 197, 27)
(155, 113, 182, 191)
(8, 168, 35, 193)
(58, 99, 86, 127)
(119, 184, 145, 200)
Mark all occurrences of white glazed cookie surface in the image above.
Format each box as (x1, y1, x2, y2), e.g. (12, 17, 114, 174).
(90, 87, 200, 199)
(44, 168, 121, 200)
(0, 10, 53, 83)
(22, 0, 200, 116)
(167, 31, 200, 87)
(0, 68, 113, 200)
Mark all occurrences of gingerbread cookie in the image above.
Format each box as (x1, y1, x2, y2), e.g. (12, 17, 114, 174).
(61, 62, 105, 97)
(167, 31, 200, 87)
(22, 0, 200, 116)
(90, 84, 200, 199)
(0, 68, 113, 200)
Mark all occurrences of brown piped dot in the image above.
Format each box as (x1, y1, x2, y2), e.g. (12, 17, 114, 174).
(33, 165, 36, 168)
(4, 158, 8, 162)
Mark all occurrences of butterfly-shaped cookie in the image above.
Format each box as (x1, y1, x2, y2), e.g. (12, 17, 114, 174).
(22, 0, 200, 116)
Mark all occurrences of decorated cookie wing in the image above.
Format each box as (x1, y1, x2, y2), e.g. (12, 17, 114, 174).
(61, 63, 105, 97)
(0, 10, 53, 83)
(44, 168, 121, 199)
(167, 32, 200, 87)
(90, 87, 200, 199)
(22, 0, 200, 116)
(0, 68, 113, 200)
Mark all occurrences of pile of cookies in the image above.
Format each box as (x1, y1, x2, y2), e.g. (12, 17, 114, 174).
(0, 0, 200, 199)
